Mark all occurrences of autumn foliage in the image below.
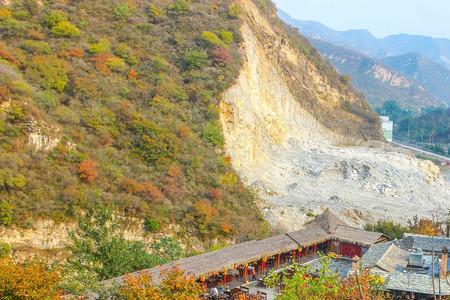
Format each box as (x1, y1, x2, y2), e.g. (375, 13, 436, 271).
(208, 188, 222, 201)
(265, 256, 388, 300)
(409, 217, 442, 236)
(122, 179, 164, 201)
(0, 0, 269, 245)
(0, 258, 61, 300)
(77, 159, 99, 183)
(212, 47, 232, 65)
(119, 268, 204, 300)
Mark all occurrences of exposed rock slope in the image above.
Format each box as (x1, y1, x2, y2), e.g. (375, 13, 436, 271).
(221, 0, 450, 229)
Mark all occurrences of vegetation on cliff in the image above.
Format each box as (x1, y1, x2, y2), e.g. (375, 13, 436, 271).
(0, 0, 270, 245)
(251, 0, 382, 141)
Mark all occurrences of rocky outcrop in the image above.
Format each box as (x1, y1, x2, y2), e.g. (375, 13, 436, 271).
(369, 65, 412, 88)
(221, 0, 450, 230)
(26, 119, 63, 151)
(0, 219, 159, 260)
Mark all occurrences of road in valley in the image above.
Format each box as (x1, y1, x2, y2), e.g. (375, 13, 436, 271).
(392, 140, 450, 162)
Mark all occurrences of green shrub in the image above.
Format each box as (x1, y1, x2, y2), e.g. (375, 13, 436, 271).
(0, 18, 27, 37)
(220, 172, 238, 186)
(201, 31, 223, 47)
(151, 95, 176, 114)
(114, 43, 138, 65)
(106, 56, 126, 72)
(25, 55, 68, 92)
(169, 0, 191, 13)
(113, 4, 133, 21)
(10, 80, 32, 96)
(0, 169, 26, 190)
(34, 91, 59, 111)
(156, 78, 188, 101)
(52, 106, 80, 125)
(228, 3, 243, 18)
(144, 217, 160, 233)
(44, 11, 66, 28)
(148, 4, 164, 19)
(184, 50, 208, 69)
(82, 106, 116, 132)
(220, 31, 234, 45)
(88, 38, 111, 54)
(0, 201, 13, 226)
(6, 105, 25, 123)
(132, 118, 179, 163)
(12, 10, 30, 20)
(114, 43, 130, 58)
(50, 21, 81, 38)
(152, 56, 170, 72)
(21, 40, 52, 54)
(0, 242, 11, 257)
(364, 220, 407, 239)
(151, 237, 184, 263)
(203, 122, 224, 146)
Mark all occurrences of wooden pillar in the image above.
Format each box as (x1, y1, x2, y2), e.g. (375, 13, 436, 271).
(244, 264, 248, 283)
(277, 254, 281, 268)
(222, 269, 227, 286)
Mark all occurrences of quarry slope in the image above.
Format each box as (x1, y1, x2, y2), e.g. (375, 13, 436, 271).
(221, 0, 450, 229)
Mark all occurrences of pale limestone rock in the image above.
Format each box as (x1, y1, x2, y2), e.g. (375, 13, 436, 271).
(220, 0, 450, 230)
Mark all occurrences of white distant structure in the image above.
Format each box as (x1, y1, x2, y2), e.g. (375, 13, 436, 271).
(380, 116, 393, 142)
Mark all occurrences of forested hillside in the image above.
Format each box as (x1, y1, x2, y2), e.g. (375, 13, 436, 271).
(0, 0, 270, 244)
(377, 101, 450, 154)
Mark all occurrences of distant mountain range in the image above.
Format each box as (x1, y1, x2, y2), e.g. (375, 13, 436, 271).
(310, 39, 441, 108)
(279, 10, 450, 108)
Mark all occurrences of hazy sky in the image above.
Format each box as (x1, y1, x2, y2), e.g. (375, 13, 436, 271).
(273, 0, 450, 39)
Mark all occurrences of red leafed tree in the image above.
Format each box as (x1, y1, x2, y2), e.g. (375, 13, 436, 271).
(212, 47, 232, 65)
(208, 188, 222, 201)
(77, 159, 99, 183)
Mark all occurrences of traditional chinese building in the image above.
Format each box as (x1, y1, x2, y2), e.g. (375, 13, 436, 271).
(360, 234, 450, 299)
(106, 208, 387, 289)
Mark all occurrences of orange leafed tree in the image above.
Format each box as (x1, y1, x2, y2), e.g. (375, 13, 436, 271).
(410, 218, 441, 236)
(119, 272, 162, 300)
(122, 179, 163, 201)
(119, 267, 204, 300)
(167, 164, 182, 178)
(77, 159, 99, 183)
(0, 258, 61, 299)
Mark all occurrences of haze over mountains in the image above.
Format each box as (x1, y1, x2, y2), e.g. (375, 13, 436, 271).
(279, 10, 450, 108)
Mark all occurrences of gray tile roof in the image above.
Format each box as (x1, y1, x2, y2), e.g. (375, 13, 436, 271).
(401, 234, 450, 253)
(360, 242, 409, 273)
(385, 272, 450, 295)
(305, 257, 354, 279)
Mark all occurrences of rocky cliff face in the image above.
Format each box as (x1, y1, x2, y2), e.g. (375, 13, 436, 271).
(0, 219, 159, 261)
(221, 0, 450, 229)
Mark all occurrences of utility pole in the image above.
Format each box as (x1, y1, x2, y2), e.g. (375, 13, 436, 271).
(432, 237, 436, 300)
